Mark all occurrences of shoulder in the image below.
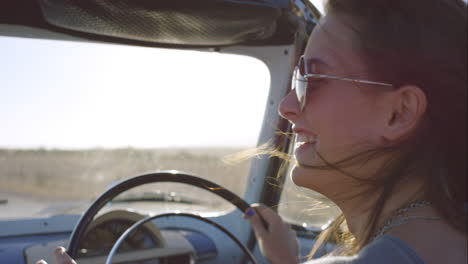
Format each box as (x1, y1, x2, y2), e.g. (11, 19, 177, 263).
(387, 218, 467, 264)
(303, 235, 426, 264)
(355, 235, 426, 263)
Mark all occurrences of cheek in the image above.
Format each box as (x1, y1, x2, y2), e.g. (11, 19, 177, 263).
(307, 91, 381, 153)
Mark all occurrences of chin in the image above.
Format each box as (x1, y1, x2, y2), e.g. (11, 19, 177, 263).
(290, 165, 316, 189)
(290, 165, 339, 197)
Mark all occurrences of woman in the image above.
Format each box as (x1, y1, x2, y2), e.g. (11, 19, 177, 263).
(38, 0, 466, 263)
(245, 0, 467, 263)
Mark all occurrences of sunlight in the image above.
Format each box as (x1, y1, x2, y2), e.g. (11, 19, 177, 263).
(0, 37, 270, 149)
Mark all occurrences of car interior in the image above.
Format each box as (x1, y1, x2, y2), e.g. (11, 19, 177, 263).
(0, 1, 340, 263)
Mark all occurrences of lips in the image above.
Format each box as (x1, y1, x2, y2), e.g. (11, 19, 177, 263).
(293, 128, 317, 145)
(293, 128, 318, 166)
(295, 134, 316, 145)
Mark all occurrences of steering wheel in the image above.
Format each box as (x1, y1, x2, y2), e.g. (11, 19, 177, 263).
(66, 171, 259, 263)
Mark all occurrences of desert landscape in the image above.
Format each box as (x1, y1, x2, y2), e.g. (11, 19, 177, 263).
(0, 148, 250, 199)
(0, 148, 338, 227)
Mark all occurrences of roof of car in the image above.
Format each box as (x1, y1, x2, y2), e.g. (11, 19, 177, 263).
(0, 0, 319, 48)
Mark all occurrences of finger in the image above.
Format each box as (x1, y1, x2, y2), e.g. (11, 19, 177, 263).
(53, 247, 77, 264)
(244, 207, 268, 237)
(251, 203, 282, 227)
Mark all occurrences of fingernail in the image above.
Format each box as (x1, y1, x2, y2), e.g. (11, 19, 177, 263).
(245, 208, 255, 217)
(36, 260, 47, 264)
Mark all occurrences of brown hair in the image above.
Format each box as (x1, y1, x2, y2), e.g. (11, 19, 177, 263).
(308, 0, 467, 257)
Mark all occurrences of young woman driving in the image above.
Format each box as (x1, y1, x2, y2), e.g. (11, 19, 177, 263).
(245, 0, 467, 263)
(37, 0, 466, 264)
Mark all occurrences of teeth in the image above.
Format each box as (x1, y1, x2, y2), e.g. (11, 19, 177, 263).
(296, 134, 316, 144)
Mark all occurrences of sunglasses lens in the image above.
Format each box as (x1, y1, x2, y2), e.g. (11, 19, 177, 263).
(293, 67, 307, 110)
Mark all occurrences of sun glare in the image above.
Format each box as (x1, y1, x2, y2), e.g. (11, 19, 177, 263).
(0, 37, 270, 149)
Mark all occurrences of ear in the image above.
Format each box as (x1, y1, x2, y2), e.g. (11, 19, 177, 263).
(381, 85, 427, 143)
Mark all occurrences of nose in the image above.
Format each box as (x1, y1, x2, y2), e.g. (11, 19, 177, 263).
(278, 89, 301, 123)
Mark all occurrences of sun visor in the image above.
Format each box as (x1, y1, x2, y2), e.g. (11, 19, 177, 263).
(37, 0, 285, 46)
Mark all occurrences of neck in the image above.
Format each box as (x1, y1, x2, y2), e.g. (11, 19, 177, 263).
(331, 178, 426, 241)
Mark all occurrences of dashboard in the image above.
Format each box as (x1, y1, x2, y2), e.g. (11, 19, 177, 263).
(77, 210, 166, 259)
(16, 210, 218, 264)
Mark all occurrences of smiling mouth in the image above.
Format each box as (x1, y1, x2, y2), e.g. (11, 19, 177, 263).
(293, 134, 319, 168)
(295, 134, 317, 147)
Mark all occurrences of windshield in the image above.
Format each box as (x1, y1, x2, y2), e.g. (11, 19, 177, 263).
(0, 36, 270, 220)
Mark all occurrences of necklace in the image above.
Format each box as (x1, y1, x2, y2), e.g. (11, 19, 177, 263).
(372, 200, 440, 240)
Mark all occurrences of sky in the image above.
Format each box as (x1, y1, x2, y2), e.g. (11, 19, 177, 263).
(0, 37, 271, 149)
(0, 1, 325, 150)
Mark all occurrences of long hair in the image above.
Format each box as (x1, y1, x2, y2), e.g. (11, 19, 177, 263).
(307, 0, 467, 256)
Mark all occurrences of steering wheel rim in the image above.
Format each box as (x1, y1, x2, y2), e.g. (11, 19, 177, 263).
(67, 171, 252, 260)
(105, 212, 257, 264)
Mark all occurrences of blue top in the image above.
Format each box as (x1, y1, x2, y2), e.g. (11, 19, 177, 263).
(305, 235, 426, 264)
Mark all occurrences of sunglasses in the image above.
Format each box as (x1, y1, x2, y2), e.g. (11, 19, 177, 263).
(292, 55, 393, 111)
